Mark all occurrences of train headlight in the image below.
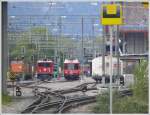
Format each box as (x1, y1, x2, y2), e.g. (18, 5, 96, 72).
(44, 68, 46, 72)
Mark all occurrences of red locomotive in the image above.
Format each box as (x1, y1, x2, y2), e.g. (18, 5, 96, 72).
(36, 59, 54, 80)
(64, 59, 80, 80)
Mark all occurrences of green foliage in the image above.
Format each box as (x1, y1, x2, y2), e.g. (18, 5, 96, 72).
(9, 27, 76, 69)
(93, 92, 109, 113)
(92, 59, 148, 113)
(9, 27, 55, 62)
(133, 59, 148, 102)
(113, 96, 148, 113)
(31, 27, 47, 34)
(2, 94, 12, 105)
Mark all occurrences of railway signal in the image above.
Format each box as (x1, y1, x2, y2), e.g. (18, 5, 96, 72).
(31, 55, 34, 62)
(21, 46, 26, 55)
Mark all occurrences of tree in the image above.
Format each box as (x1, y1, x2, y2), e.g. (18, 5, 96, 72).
(9, 27, 55, 62)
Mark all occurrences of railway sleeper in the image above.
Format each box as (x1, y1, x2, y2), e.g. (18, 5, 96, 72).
(30, 96, 96, 113)
(21, 96, 44, 113)
(31, 96, 51, 113)
(21, 94, 50, 114)
(58, 98, 96, 113)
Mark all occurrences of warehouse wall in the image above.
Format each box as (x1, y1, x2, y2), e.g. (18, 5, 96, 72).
(124, 32, 148, 54)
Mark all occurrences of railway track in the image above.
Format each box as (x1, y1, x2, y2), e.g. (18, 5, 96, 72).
(21, 81, 133, 114)
(21, 94, 96, 113)
(7, 79, 82, 89)
(7, 80, 46, 88)
(21, 82, 98, 113)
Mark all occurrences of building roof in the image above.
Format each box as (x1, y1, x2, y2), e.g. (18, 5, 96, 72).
(120, 54, 148, 60)
(64, 59, 79, 63)
(37, 60, 53, 63)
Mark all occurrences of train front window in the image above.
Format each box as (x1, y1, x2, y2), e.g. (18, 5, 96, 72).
(74, 64, 79, 70)
(67, 64, 74, 70)
(65, 63, 79, 70)
(38, 63, 51, 67)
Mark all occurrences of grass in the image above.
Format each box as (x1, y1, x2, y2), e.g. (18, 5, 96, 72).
(92, 92, 148, 114)
(2, 94, 12, 105)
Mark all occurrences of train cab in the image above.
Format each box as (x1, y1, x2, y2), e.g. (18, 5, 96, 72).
(36, 59, 54, 80)
(63, 59, 80, 80)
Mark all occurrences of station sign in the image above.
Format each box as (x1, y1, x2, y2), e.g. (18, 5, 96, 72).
(101, 4, 123, 25)
(142, 2, 149, 8)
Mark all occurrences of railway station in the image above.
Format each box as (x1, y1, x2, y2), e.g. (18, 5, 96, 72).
(1, 1, 149, 114)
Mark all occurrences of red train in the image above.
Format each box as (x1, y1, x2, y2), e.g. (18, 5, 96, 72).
(36, 59, 54, 80)
(64, 59, 80, 80)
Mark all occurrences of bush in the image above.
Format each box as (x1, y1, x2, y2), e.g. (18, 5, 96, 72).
(113, 96, 148, 113)
(93, 92, 109, 113)
(93, 91, 148, 113)
(92, 59, 148, 113)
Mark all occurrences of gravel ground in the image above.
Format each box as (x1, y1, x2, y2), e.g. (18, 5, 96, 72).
(2, 76, 96, 114)
(67, 103, 97, 113)
(35, 76, 95, 91)
(2, 97, 35, 114)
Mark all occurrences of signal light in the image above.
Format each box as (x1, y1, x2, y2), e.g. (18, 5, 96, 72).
(21, 56, 24, 60)
(31, 55, 34, 61)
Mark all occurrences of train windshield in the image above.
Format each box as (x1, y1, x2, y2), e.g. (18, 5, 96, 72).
(65, 63, 79, 70)
(38, 63, 51, 67)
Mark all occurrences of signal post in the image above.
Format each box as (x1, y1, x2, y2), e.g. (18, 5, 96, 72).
(101, 4, 123, 113)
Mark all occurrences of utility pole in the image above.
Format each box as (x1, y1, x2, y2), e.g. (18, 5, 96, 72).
(37, 39, 39, 60)
(81, 17, 84, 60)
(46, 25, 49, 49)
(2, 2, 8, 95)
(102, 26, 106, 75)
(109, 26, 113, 114)
(56, 16, 62, 65)
(116, 25, 120, 76)
(54, 35, 57, 63)
(81, 17, 84, 77)
(92, 18, 95, 58)
(29, 16, 32, 45)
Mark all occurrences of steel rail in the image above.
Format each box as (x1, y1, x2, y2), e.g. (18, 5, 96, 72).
(31, 95, 50, 113)
(21, 96, 44, 113)
(53, 87, 97, 94)
(58, 98, 96, 113)
(21, 88, 132, 113)
(56, 96, 68, 113)
(31, 95, 96, 113)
